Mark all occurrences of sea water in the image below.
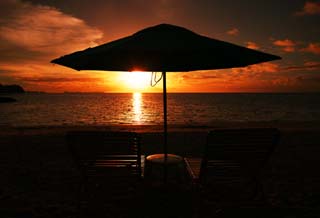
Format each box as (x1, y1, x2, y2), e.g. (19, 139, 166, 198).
(1, 93, 320, 126)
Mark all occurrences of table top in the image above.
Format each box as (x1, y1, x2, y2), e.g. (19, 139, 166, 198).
(146, 153, 183, 164)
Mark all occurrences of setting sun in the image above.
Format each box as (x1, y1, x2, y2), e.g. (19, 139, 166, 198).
(119, 71, 151, 91)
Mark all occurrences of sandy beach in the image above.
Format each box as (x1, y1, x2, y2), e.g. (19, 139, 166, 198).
(1, 121, 320, 217)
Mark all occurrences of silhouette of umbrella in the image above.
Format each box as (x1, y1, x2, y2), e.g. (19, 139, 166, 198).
(51, 23, 280, 171)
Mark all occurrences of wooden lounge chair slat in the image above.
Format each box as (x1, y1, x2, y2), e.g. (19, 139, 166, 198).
(185, 128, 280, 204)
(66, 131, 142, 215)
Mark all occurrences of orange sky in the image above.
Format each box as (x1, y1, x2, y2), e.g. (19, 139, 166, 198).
(1, 0, 320, 93)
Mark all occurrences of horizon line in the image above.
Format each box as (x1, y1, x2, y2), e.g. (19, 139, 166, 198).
(24, 91, 320, 94)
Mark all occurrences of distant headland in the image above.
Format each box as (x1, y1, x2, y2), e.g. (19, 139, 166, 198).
(0, 84, 25, 93)
(0, 84, 25, 103)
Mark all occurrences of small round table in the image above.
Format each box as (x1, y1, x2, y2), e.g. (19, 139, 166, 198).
(144, 153, 185, 185)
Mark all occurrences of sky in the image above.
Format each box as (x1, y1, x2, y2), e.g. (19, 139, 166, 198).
(0, 0, 320, 93)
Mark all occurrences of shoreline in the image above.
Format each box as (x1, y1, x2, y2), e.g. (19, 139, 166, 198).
(1, 120, 320, 135)
(1, 120, 319, 157)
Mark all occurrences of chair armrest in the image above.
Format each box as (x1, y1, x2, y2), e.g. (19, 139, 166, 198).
(184, 157, 201, 183)
(141, 155, 146, 178)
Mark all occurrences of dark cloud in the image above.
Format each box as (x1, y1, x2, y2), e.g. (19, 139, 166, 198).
(295, 1, 320, 16)
(296, 75, 320, 83)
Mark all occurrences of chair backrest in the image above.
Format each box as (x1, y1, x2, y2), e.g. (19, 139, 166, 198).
(199, 128, 280, 183)
(66, 131, 142, 179)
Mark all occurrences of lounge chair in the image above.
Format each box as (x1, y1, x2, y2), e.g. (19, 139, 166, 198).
(185, 128, 280, 209)
(66, 131, 143, 217)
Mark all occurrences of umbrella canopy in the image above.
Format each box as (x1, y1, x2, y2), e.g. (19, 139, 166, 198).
(51, 24, 281, 179)
(51, 23, 280, 72)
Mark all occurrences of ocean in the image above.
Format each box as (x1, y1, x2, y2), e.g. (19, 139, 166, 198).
(1, 93, 320, 127)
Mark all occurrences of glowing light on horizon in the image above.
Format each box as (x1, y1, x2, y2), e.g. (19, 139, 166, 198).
(119, 71, 151, 91)
(132, 92, 142, 123)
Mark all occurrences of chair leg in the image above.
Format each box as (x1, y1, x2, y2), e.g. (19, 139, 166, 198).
(251, 176, 268, 205)
(75, 176, 90, 218)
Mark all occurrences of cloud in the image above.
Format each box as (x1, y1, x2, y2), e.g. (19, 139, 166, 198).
(304, 61, 320, 66)
(246, 41, 260, 50)
(19, 77, 103, 83)
(270, 61, 320, 91)
(273, 39, 295, 47)
(295, 1, 320, 16)
(0, 0, 103, 62)
(273, 39, 296, 52)
(177, 63, 281, 88)
(283, 61, 320, 71)
(301, 43, 320, 55)
(226, 28, 239, 36)
(0, 0, 105, 92)
(273, 39, 320, 55)
(180, 74, 220, 81)
(295, 75, 320, 83)
(232, 62, 280, 75)
(174, 63, 320, 92)
(271, 74, 320, 91)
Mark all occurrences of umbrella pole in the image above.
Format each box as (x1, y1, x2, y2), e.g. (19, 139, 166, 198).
(163, 71, 168, 183)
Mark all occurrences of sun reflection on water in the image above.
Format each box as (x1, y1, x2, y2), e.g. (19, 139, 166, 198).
(132, 92, 142, 123)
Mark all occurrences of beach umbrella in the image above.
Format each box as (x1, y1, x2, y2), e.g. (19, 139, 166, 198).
(51, 23, 280, 171)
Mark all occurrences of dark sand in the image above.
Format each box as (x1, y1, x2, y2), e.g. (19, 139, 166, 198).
(0, 121, 319, 217)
